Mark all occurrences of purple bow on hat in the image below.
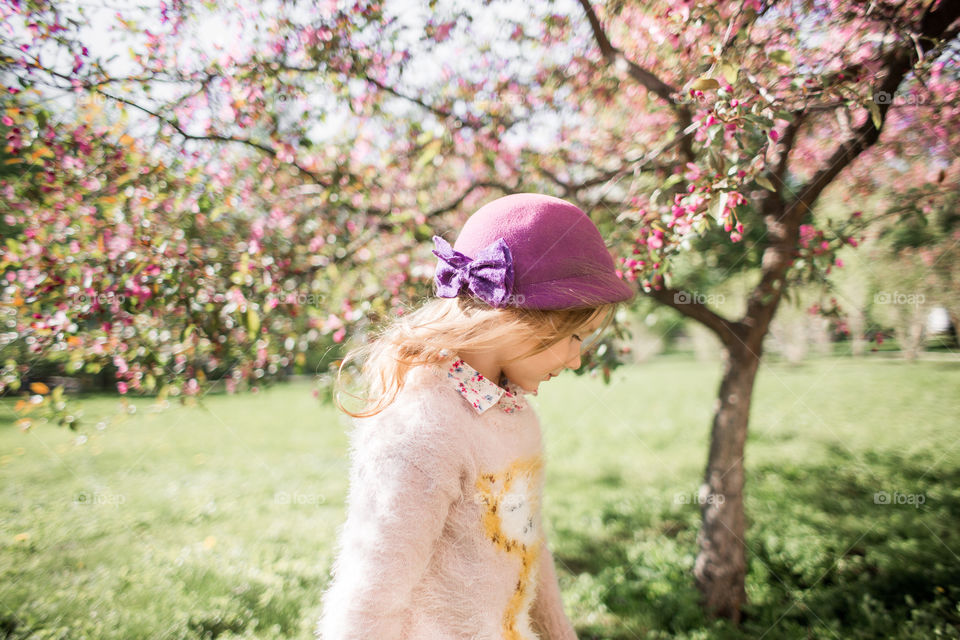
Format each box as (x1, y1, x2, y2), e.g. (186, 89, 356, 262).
(432, 235, 515, 308)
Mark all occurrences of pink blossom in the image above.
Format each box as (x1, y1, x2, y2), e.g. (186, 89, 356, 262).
(434, 21, 455, 42)
(325, 313, 344, 332)
(117, 381, 128, 394)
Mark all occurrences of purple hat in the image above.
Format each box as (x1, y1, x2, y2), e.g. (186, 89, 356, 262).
(432, 193, 635, 310)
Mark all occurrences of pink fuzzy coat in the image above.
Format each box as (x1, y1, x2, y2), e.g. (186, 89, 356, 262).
(315, 354, 579, 639)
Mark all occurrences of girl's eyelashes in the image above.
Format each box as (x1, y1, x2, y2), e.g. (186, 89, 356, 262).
(572, 334, 582, 342)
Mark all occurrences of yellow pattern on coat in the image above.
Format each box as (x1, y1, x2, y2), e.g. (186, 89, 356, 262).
(474, 455, 545, 640)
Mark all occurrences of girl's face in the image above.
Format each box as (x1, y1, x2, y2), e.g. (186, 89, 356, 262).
(501, 312, 608, 394)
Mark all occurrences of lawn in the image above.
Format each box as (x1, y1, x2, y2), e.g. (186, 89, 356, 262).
(1, 356, 958, 639)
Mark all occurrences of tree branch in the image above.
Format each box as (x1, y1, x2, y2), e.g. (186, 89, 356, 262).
(422, 180, 517, 220)
(769, 109, 806, 195)
(740, 1, 960, 351)
(645, 285, 747, 347)
(578, 0, 680, 103)
(96, 90, 332, 187)
(785, 3, 959, 223)
(577, 0, 695, 163)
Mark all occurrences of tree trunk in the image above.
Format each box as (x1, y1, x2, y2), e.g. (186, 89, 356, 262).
(602, 0, 960, 624)
(894, 304, 927, 361)
(847, 307, 867, 357)
(693, 342, 761, 622)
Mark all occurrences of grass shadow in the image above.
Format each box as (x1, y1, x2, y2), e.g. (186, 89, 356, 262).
(556, 447, 960, 639)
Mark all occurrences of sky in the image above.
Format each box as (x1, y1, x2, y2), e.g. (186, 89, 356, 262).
(5, 0, 582, 155)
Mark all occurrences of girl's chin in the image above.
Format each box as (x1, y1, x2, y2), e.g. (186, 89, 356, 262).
(520, 381, 540, 395)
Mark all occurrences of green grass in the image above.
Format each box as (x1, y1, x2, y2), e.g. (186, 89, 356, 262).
(1, 357, 959, 639)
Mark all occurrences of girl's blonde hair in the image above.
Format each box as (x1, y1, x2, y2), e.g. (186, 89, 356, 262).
(334, 294, 620, 419)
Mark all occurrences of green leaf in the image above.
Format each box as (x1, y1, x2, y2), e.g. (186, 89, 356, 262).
(691, 77, 720, 91)
(706, 123, 723, 144)
(707, 191, 729, 223)
(708, 148, 726, 175)
(721, 63, 739, 85)
(247, 307, 260, 335)
(708, 195, 723, 222)
(755, 174, 777, 192)
(662, 173, 683, 189)
(415, 139, 442, 169)
(866, 100, 882, 130)
(742, 113, 775, 129)
(769, 50, 792, 66)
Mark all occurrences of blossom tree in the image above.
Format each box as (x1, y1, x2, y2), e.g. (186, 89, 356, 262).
(2, 0, 958, 623)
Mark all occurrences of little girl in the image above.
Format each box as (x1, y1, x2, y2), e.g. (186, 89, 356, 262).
(316, 193, 635, 639)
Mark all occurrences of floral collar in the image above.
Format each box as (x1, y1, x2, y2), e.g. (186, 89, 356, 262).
(436, 350, 531, 415)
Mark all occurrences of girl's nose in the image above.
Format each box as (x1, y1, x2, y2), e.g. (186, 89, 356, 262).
(566, 349, 582, 371)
